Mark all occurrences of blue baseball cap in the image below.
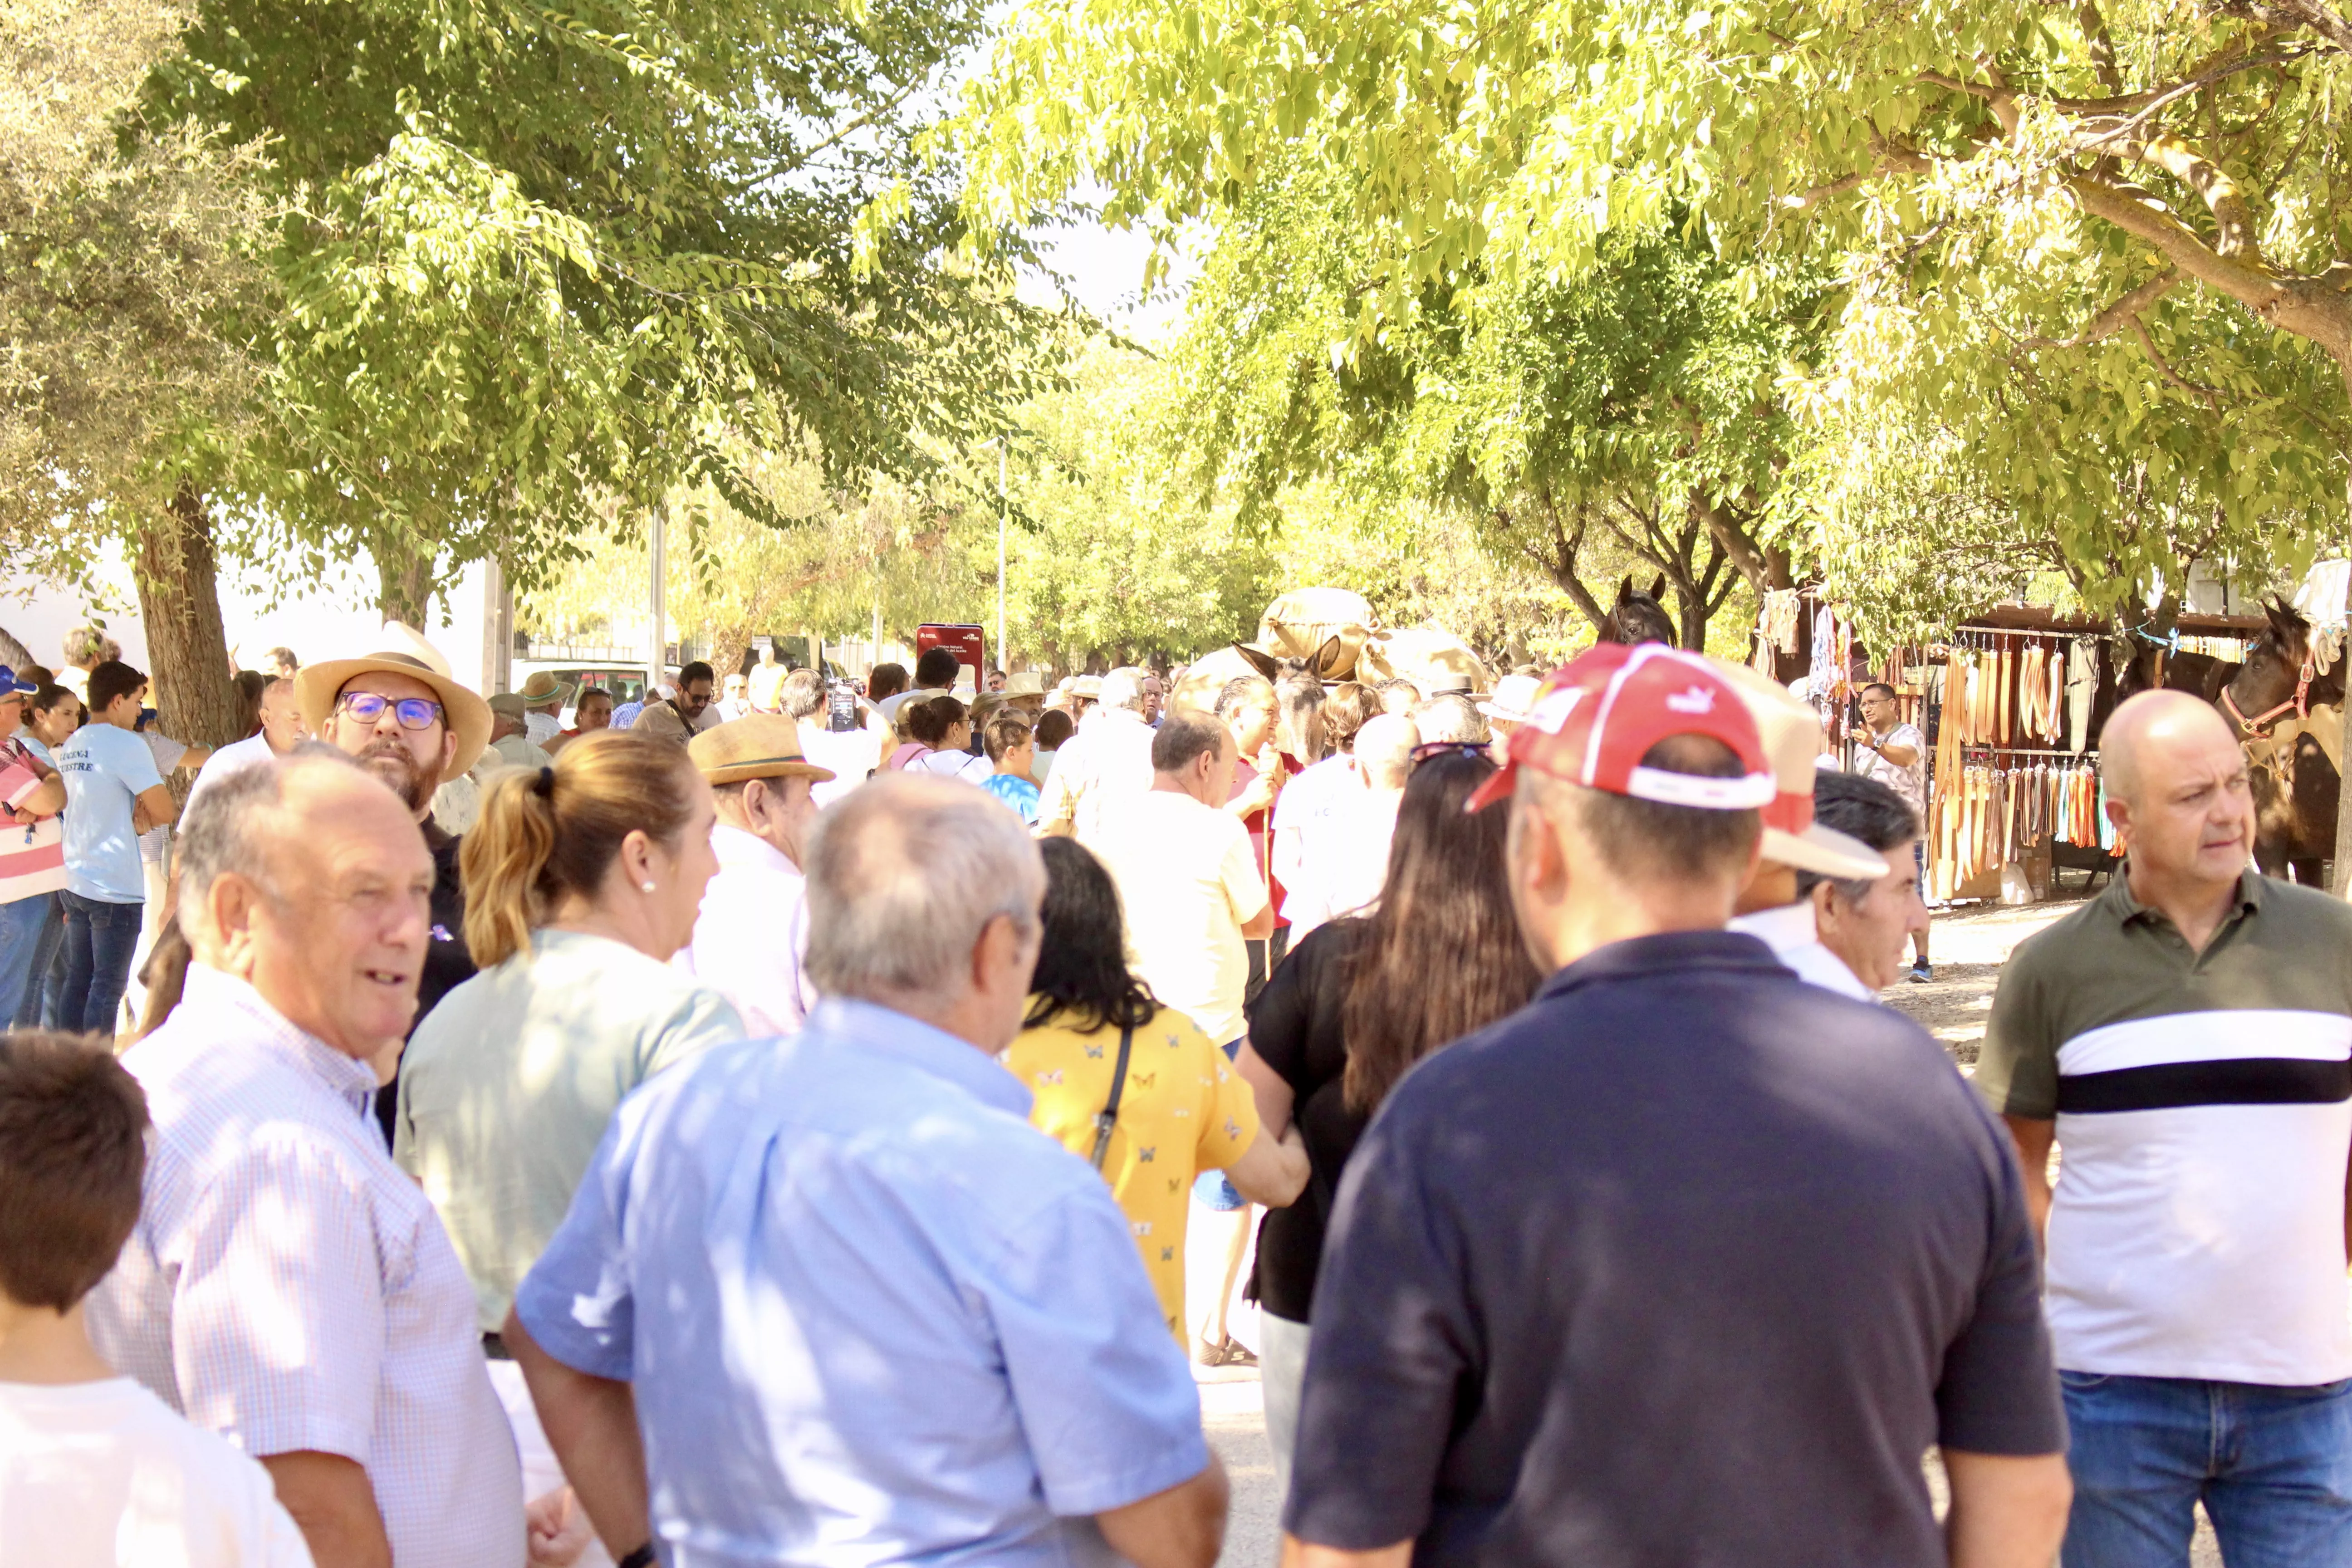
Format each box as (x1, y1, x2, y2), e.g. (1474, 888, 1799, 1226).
(0, 667, 34, 698)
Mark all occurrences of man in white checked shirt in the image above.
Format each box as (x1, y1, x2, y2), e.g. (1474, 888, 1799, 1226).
(88, 750, 527, 1568)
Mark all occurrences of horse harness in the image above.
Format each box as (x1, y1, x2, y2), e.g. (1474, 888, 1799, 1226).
(2221, 652, 2318, 740)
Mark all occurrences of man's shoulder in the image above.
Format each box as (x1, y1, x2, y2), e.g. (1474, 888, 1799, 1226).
(2001, 892, 2128, 980)
(2254, 875, 2352, 942)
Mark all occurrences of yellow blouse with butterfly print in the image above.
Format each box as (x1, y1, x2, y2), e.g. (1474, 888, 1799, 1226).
(1004, 1001, 1262, 1339)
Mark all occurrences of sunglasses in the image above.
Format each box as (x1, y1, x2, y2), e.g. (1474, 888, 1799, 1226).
(337, 691, 445, 731)
(1411, 740, 1492, 769)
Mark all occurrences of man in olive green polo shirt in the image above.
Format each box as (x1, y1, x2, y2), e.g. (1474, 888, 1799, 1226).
(1977, 690, 2352, 1568)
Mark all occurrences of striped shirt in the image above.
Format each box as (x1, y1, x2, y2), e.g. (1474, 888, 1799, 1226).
(0, 739, 64, 904)
(1978, 870, 2352, 1386)
(86, 965, 524, 1568)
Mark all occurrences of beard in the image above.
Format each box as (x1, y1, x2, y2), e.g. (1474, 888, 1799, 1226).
(354, 736, 436, 812)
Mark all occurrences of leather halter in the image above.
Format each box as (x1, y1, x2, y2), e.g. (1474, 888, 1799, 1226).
(2221, 653, 2316, 738)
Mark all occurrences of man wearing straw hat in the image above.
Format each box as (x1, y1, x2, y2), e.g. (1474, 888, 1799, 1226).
(299, 622, 493, 1133)
(1714, 659, 1894, 1000)
(674, 715, 837, 1035)
(516, 670, 573, 747)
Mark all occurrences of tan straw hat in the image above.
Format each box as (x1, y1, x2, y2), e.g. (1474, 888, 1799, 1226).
(296, 622, 494, 775)
(687, 714, 837, 786)
(1478, 673, 1542, 725)
(518, 670, 574, 706)
(1710, 658, 1891, 881)
(1003, 671, 1046, 697)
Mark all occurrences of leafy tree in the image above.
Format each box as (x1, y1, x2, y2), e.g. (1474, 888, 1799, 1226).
(1151, 155, 1812, 648)
(3, 0, 273, 740)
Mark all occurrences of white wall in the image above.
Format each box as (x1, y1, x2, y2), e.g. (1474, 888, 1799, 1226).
(0, 543, 495, 692)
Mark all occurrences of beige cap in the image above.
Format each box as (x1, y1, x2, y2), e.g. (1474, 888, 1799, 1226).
(1710, 658, 1891, 880)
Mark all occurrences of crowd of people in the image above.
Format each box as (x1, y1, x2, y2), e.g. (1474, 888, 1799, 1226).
(0, 613, 2344, 1568)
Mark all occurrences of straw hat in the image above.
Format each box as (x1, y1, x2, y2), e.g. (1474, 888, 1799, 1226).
(1069, 675, 1103, 700)
(296, 622, 493, 775)
(487, 692, 528, 721)
(1003, 671, 1046, 697)
(1709, 659, 1891, 880)
(687, 714, 837, 786)
(1478, 673, 1541, 725)
(518, 670, 574, 706)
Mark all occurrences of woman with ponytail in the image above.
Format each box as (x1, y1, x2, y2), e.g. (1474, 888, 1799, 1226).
(392, 729, 740, 1537)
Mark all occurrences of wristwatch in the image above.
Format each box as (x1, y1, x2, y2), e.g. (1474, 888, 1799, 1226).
(617, 1544, 658, 1568)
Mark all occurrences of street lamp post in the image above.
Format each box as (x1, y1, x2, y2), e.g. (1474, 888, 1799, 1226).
(997, 441, 1009, 675)
(647, 500, 667, 699)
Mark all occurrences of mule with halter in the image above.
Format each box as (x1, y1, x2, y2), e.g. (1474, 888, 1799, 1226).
(2211, 600, 2344, 886)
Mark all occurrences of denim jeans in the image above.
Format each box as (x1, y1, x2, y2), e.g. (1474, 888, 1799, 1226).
(56, 889, 143, 1036)
(1193, 1037, 1249, 1211)
(0, 892, 53, 1025)
(2062, 1370, 2352, 1568)
(12, 893, 63, 1027)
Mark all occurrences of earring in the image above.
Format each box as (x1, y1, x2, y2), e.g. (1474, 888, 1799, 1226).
(641, 882, 657, 893)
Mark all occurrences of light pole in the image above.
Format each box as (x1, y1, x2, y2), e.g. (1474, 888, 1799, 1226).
(647, 500, 667, 700)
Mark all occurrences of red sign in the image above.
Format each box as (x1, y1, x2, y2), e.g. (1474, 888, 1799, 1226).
(915, 624, 987, 692)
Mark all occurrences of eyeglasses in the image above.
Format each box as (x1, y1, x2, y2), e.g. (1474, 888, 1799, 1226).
(1411, 740, 1492, 769)
(337, 691, 445, 731)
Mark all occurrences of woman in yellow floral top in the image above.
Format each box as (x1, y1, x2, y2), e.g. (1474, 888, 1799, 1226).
(1006, 838, 1308, 1342)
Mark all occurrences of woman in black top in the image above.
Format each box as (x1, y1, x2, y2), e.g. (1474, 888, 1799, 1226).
(1238, 744, 1541, 1500)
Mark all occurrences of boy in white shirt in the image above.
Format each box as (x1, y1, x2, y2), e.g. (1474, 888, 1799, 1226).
(0, 1032, 313, 1567)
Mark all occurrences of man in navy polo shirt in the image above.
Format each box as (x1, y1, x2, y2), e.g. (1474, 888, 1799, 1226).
(1283, 644, 2071, 1568)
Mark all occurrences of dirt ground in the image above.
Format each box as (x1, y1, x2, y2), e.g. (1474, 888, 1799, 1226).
(1881, 879, 2108, 1070)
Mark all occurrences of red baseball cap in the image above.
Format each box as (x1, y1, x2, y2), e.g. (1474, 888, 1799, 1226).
(1466, 643, 1777, 813)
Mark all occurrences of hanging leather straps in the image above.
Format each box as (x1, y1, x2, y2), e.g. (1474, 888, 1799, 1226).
(1090, 1024, 1139, 1172)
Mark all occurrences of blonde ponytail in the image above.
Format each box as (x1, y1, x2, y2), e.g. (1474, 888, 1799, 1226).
(461, 767, 559, 967)
(458, 729, 703, 968)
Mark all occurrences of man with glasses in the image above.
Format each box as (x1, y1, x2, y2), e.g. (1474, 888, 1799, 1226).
(297, 623, 493, 1137)
(1853, 681, 1931, 981)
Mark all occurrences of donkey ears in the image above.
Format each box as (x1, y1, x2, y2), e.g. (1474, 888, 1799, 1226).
(2267, 596, 2306, 637)
(1650, 573, 1668, 601)
(1313, 635, 1348, 679)
(1617, 575, 1635, 606)
(1235, 643, 1280, 681)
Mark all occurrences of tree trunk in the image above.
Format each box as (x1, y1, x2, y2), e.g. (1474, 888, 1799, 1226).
(2332, 354, 2352, 896)
(1676, 592, 1708, 652)
(378, 541, 435, 627)
(132, 485, 245, 749)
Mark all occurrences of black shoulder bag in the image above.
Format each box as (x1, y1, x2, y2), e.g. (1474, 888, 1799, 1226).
(1088, 1024, 1138, 1172)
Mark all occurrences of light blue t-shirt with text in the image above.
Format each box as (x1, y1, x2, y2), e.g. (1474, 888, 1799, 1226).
(58, 723, 163, 903)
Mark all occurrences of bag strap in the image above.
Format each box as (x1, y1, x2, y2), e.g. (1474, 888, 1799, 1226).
(1089, 1024, 1138, 1172)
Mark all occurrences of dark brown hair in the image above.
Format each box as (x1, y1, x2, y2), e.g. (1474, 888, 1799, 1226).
(867, 663, 909, 702)
(1024, 838, 1157, 1032)
(905, 694, 963, 747)
(233, 669, 268, 739)
(136, 916, 191, 1039)
(0, 1033, 149, 1310)
(1341, 750, 1542, 1112)
(86, 659, 147, 715)
(1034, 709, 1074, 749)
(462, 730, 704, 966)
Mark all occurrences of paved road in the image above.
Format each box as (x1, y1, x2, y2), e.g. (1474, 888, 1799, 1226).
(1200, 1376, 1278, 1568)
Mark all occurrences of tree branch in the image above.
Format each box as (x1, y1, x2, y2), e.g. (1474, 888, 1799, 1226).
(2020, 268, 2180, 348)
(2125, 314, 2226, 411)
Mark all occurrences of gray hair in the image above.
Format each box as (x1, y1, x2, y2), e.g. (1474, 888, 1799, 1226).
(779, 668, 828, 719)
(1098, 669, 1146, 714)
(804, 774, 1044, 1004)
(1411, 694, 1489, 745)
(177, 744, 361, 905)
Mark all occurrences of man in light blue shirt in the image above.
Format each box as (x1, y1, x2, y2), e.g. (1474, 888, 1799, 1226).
(509, 774, 1227, 1568)
(54, 658, 177, 1031)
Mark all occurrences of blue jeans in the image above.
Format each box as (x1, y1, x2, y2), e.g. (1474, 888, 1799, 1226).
(0, 893, 53, 1024)
(56, 890, 142, 1035)
(13, 894, 63, 1027)
(2062, 1371, 2352, 1568)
